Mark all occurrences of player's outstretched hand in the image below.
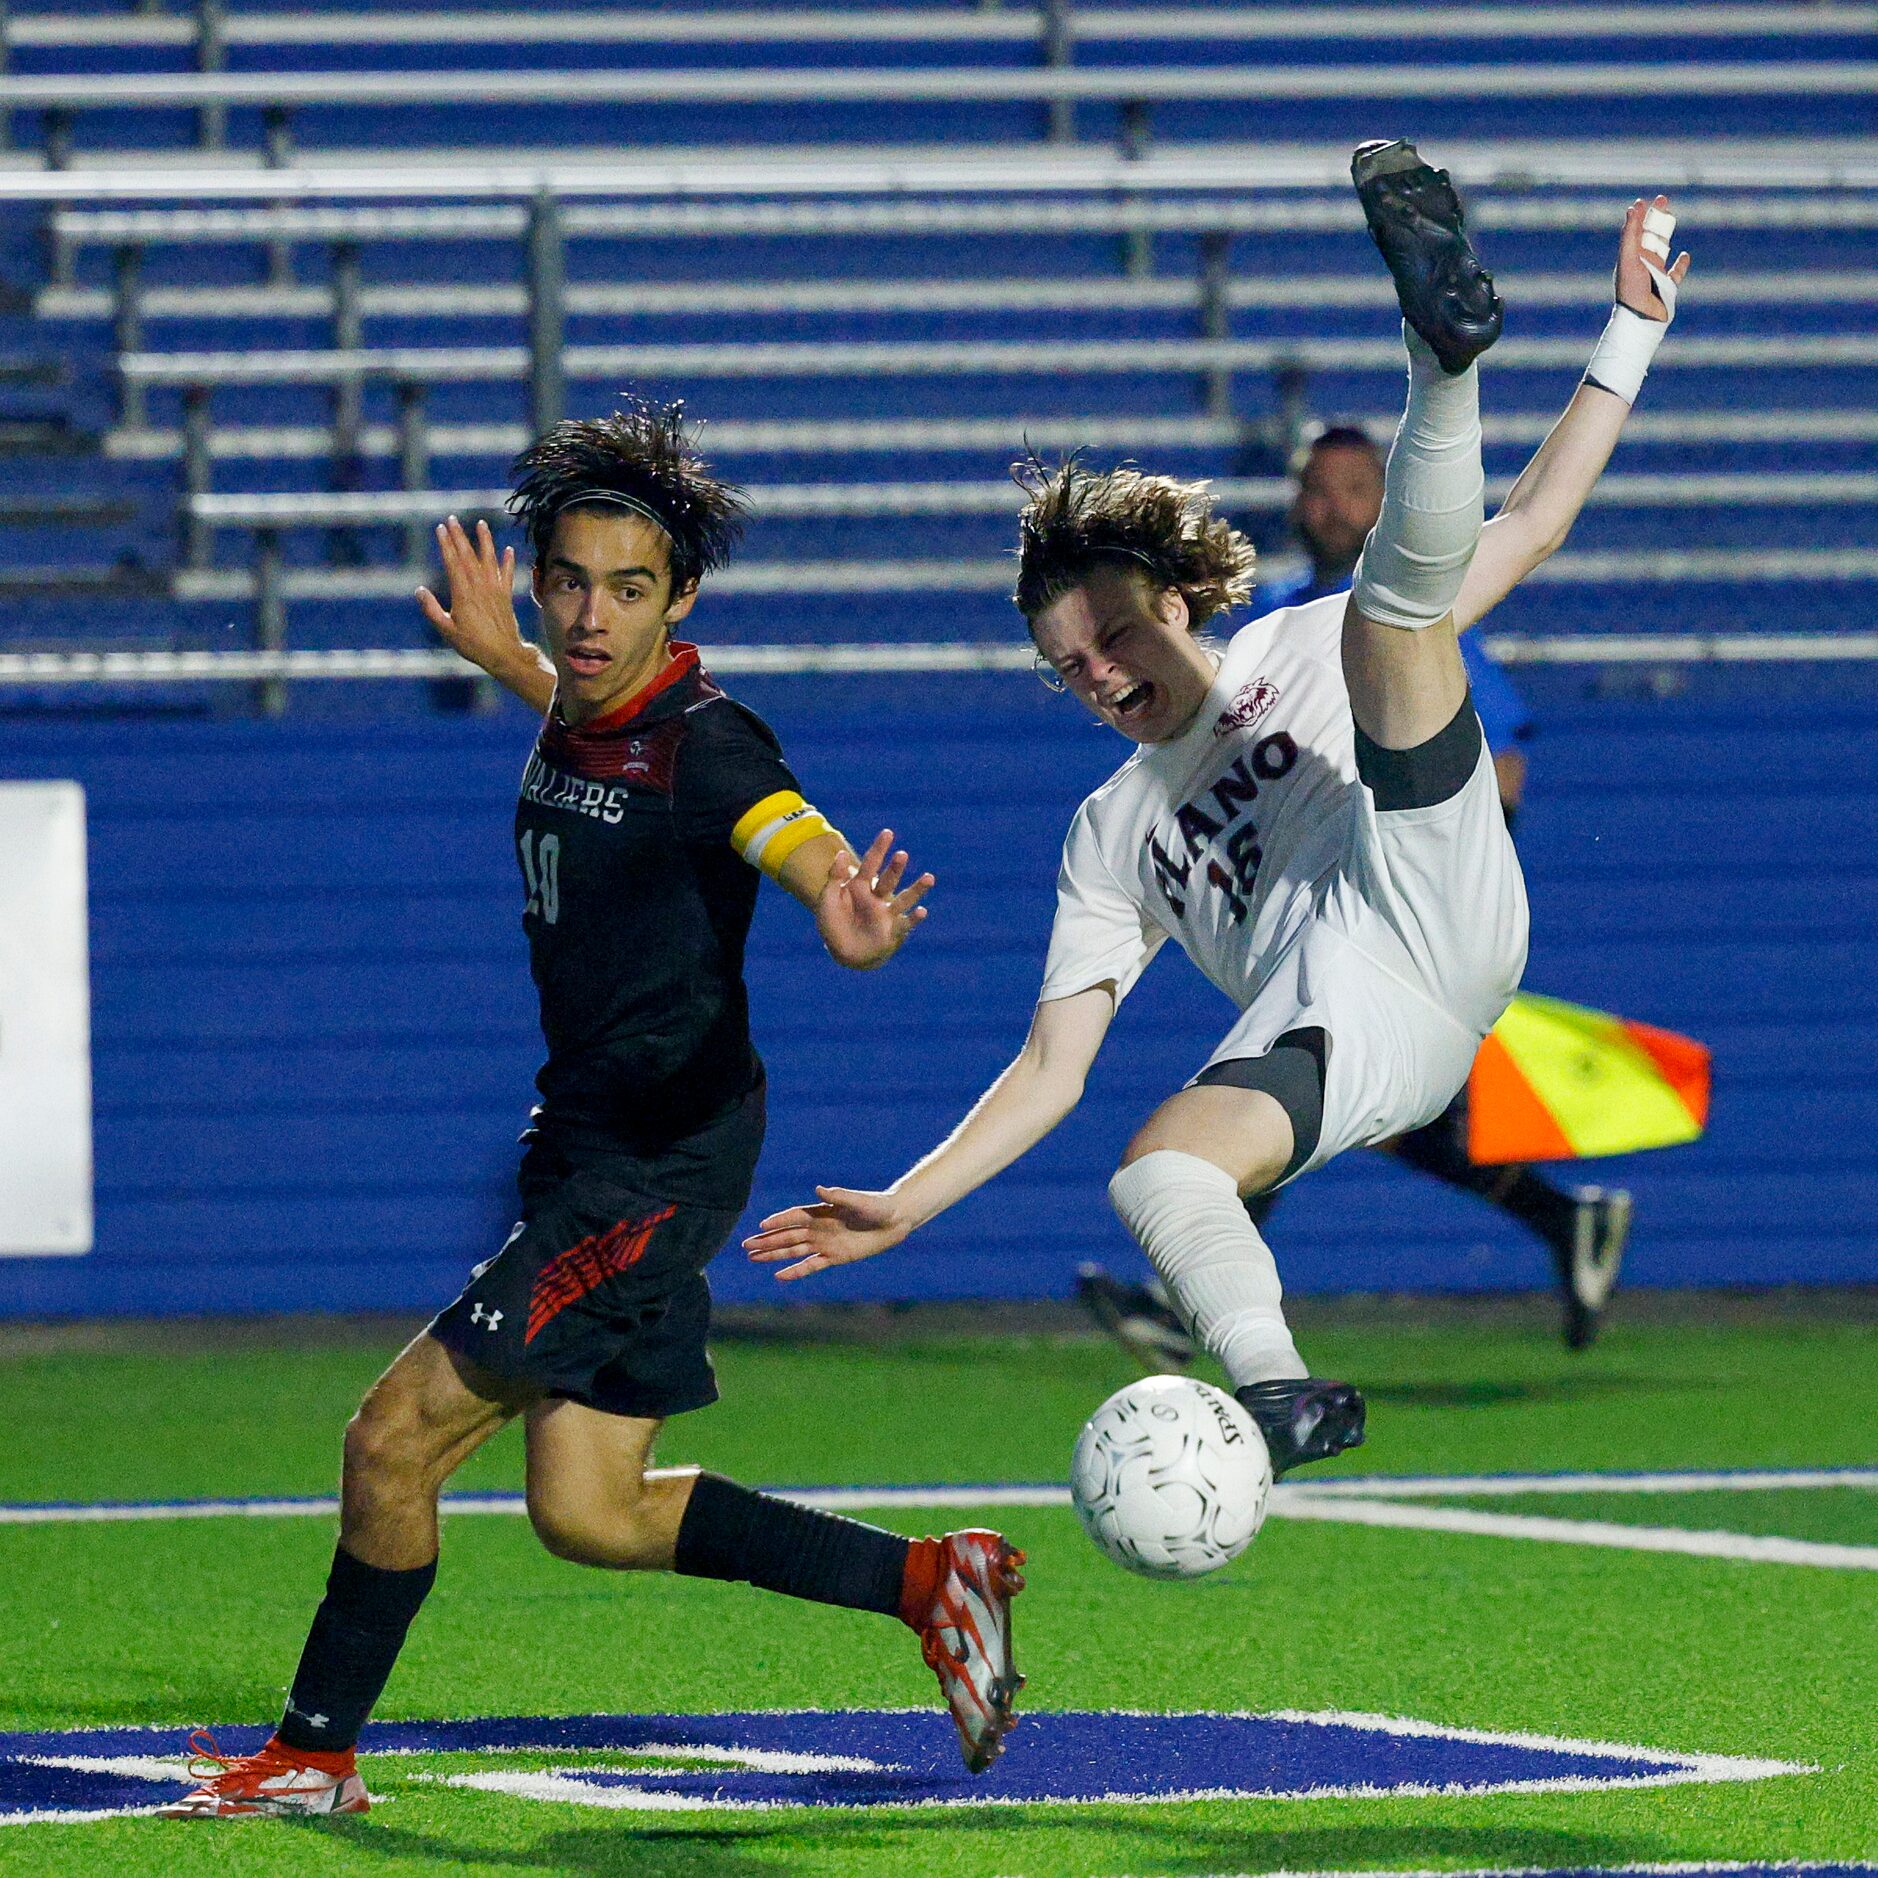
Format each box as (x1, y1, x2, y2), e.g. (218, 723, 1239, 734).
(815, 828, 935, 970)
(416, 515, 531, 679)
(1616, 194, 1692, 323)
(744, 1187, 910, 1282)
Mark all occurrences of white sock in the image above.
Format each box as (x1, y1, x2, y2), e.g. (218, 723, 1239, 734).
(1107, 1150, 1307, 1388)
(1350, 323, 1485, 631)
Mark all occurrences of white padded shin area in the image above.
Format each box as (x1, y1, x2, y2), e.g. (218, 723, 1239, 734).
(1350, 326, 1485, 631)
(1107, 1150, 1306, 1387)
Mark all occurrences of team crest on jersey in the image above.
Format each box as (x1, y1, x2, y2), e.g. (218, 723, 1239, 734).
(1214, 678, 1281, 738)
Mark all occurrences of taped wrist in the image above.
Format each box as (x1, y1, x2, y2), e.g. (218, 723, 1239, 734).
(1586, 202, 1677, 404)
(1583, 259, 1676, 406)
(1108, 1150, 1306, 1389)
(1350, 324, 1484, 631)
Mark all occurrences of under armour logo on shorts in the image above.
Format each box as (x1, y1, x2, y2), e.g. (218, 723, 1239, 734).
(470, 1303, 503, 1331)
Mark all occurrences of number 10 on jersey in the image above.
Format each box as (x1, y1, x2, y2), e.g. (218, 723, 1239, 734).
(519, 828, 561, 924)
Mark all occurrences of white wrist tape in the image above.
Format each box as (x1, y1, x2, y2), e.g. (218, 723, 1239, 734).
(1108, 1151, 1307, 1388)
(1585, 204, 1679, 405)
(1350, 325, 1485, 632)
(1582, 302, 1669, 405)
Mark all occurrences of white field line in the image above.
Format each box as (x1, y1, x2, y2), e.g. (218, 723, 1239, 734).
(0, 1485, 1066, 1524)
(1273, 1494, 1878, 1569)
(4, 1468, 1876, 1525)
(1292, 1467, 1878, 1497)
(19, 1754, 192, 1781)
(417, 1742, 886, 1777)
(6, 1472, 1878, 1569)
(0, 1806, 169, 1826)
(1267, 1705, 1808, 1780)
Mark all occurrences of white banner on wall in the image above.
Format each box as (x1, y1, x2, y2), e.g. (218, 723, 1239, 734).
(0, 781, 93, 1254)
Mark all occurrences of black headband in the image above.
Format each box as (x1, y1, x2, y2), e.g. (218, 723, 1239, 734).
(558, 488, 675, 541)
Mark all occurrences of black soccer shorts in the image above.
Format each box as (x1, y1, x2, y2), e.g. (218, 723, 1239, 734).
(430, 1142, 742, 1421)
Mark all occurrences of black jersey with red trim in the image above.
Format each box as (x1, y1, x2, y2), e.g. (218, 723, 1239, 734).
(514, 642, 805, 1181)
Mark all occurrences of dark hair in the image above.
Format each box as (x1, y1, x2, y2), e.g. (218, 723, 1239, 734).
(1295, 422, 1384, 474)
(508, 398, 748, 592)
(1011, 453, 1256, 629)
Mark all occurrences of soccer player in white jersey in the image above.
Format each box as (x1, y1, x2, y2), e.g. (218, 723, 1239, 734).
(746, 145, 1690, 1477)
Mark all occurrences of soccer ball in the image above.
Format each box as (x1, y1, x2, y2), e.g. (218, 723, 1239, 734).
(1069, 1375, 1272, 1579)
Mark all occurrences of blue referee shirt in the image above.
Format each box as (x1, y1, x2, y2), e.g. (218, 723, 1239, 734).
(1247, 568, 1534, 755)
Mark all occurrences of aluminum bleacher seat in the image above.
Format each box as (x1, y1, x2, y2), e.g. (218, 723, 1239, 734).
(0, 3, 1872, 686)
(0, 4, 1868, 161)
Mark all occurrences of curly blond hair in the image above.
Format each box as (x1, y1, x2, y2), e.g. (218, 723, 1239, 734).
(1011, 455, 1256, 629)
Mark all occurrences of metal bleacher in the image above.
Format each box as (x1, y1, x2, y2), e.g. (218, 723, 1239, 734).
(0, 3, 1873, 701)
(4, 5, 1877, 1318)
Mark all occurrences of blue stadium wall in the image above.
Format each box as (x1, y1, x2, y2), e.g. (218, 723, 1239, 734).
(2, 658, 1875, 1319)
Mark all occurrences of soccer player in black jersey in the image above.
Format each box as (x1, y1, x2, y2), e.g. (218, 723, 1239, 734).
(162, 403, 1026, 1819)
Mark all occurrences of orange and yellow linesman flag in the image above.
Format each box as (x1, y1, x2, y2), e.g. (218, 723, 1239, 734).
(1468, 992, 1711, 1166)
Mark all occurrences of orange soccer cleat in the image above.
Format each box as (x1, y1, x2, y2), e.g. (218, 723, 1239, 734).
(155, 1731, 370, 1819)
(905, 1528, 1027, 1774)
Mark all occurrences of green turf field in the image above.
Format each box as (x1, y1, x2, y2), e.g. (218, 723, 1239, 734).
(1, 1304, 1875, 1876)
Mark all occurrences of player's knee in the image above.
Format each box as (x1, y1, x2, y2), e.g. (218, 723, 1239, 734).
(527, 1485, 659, 1570)
(1116, 1123, 1287, 1195)
(343, 1390, 450, 1495)
(526, 1493, 599, 1563)
(342, 1404, 413, 1494)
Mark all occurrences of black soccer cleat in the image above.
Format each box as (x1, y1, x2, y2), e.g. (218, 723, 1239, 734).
(1553, 1186, 1632, 1351)
(1075, 1262, 1196, 1372)
(1351, 138, 1503, 374)
(1235, 1377, 1367, 1479)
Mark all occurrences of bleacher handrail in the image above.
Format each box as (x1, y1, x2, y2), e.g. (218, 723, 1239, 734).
(1, 60, 1868, 110)
(6, 630, 1878, 693)
(182, 472, 1878, 529)
(44, 267, 1878, 322)
(155, 547, 1878, 600)
(16, 143, 1878, 204)
(5, 5, 1872, 51)
(46, 189, 1878, 259)
(98, 409, 1878, 461)
(118, 333, 1878, 387)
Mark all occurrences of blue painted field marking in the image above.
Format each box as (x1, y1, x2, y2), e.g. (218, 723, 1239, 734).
(0, 1709, 1813, 1822)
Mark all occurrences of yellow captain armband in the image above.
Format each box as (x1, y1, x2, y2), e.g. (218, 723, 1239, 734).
(730, 789, 835, 880)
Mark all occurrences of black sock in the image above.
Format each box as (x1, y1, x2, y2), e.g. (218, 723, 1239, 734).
(275, 1545, 437, 1754)
(1390, 1103, 1578, 1250)
(674, 1472, 909, 1616)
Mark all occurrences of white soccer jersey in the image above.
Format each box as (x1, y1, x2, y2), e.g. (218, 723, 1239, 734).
(1039, 592, 1529, 1167)
(1040, 593, 1367, 1011)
